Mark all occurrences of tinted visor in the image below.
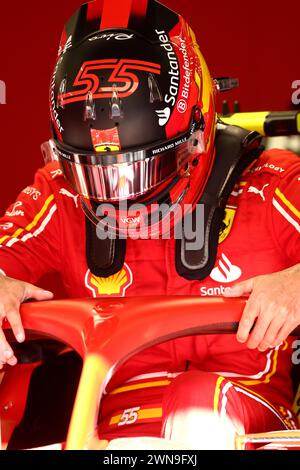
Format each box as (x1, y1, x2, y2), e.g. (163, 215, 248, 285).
(55, 126, 204, 202)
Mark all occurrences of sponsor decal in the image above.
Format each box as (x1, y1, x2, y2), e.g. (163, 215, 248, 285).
(58, 35, 72, 57)
(177, 99, 187, 114)
(23, 186, 42, 201)
(59, 188, 79, 208)
(85, 263, 133, 297)
(155, 30, 193, 118)
(120, 216, 141, 225)
(200, 285, 231, 297)
(177, 37, 192, 113)
(5, 201, 24, 217)
(155, 29, 179, 108)
(50, 59, 65, 135)
(91, 127, 120, 152)
(0, 80, 6, 105)
(156, 107, 171, 126)
(247, 183, 269, 202)
(58, 150, 71, 161)
(50, 169, 63, 179)
(219, 206, 236, 243)
(151, 134, 190, 156)
(248, 163, 285, 174)
(58, 59, 161, 105)
(117, 407, 141, 426)
(89, 33, 134, 42)
(210, 253, 242, 283)
(0, 222, 13, 231)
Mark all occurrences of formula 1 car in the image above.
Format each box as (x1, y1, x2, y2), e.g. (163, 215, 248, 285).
(0, 296, 299, 450)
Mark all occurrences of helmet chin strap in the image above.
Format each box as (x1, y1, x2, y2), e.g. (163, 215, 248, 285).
(84, 213, 127, 278)
(84, 124, 264, 280)
(82, 198, 125, 278)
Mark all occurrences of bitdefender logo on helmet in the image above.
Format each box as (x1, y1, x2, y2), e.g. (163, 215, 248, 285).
(0, 80, 6, 104)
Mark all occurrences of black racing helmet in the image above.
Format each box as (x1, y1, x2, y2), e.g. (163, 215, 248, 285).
(50, 0, 216, 233)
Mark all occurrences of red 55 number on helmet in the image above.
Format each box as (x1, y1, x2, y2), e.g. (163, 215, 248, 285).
(59, 59, 161, 105)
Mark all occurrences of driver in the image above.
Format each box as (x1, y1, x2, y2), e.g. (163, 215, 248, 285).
(0, 0, 299, 449)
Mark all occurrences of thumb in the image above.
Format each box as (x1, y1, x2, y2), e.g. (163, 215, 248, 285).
(223, 278, 254, 297)
(23, 283, 54, 302)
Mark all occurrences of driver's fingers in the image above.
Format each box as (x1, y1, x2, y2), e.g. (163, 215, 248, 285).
(6, 356, 18, 366)
(3, 301, 25, 343)
(22, 283, 53, 303)
(0, 327, 17, 366)
(236, 298, 260, 344)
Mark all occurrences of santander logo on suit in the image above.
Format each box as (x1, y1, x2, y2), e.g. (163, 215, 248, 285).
(200, 253, 242, 297)
(210, 253, 242, 283)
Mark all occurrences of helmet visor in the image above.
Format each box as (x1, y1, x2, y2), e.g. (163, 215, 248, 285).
(55, 126, 204, 202)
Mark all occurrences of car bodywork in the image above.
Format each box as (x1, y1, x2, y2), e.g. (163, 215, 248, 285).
(0, 296, 299, 450)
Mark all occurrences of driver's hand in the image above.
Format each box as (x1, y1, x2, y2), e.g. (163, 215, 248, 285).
(0, 275, 53, 369)
(224, 264, 300, 351)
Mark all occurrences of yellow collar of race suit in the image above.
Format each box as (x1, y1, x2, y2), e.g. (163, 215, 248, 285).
(85, 124, 263, 280)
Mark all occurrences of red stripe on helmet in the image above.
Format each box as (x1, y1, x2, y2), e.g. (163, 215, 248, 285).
(87, 0, 104, 25)
(100, 0, 133, 30)
(131, 0, 148, 18)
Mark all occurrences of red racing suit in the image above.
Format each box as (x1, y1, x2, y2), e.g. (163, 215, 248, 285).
(0, 148, 299, 445)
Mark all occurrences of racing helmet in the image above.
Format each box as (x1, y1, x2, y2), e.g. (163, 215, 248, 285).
(50, 0, 217, 236)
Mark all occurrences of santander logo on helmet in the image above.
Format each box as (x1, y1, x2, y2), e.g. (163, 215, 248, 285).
(155, 29, 180, 109)
(156, 107, 171, 126)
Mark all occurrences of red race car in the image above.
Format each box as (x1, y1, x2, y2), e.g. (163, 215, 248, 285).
(0, 296, 299, 450)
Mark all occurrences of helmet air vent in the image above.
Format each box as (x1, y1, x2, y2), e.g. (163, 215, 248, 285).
(84, 91, 97, 121)
(57, 77, 67, 109)
(109, 84, 124, 119)
(148, 73, 162, 103)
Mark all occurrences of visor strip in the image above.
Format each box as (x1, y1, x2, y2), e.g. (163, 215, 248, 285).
(87, 0, 104, 24)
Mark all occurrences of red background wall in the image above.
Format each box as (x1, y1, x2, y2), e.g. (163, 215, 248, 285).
(0, 0, 299, 214)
